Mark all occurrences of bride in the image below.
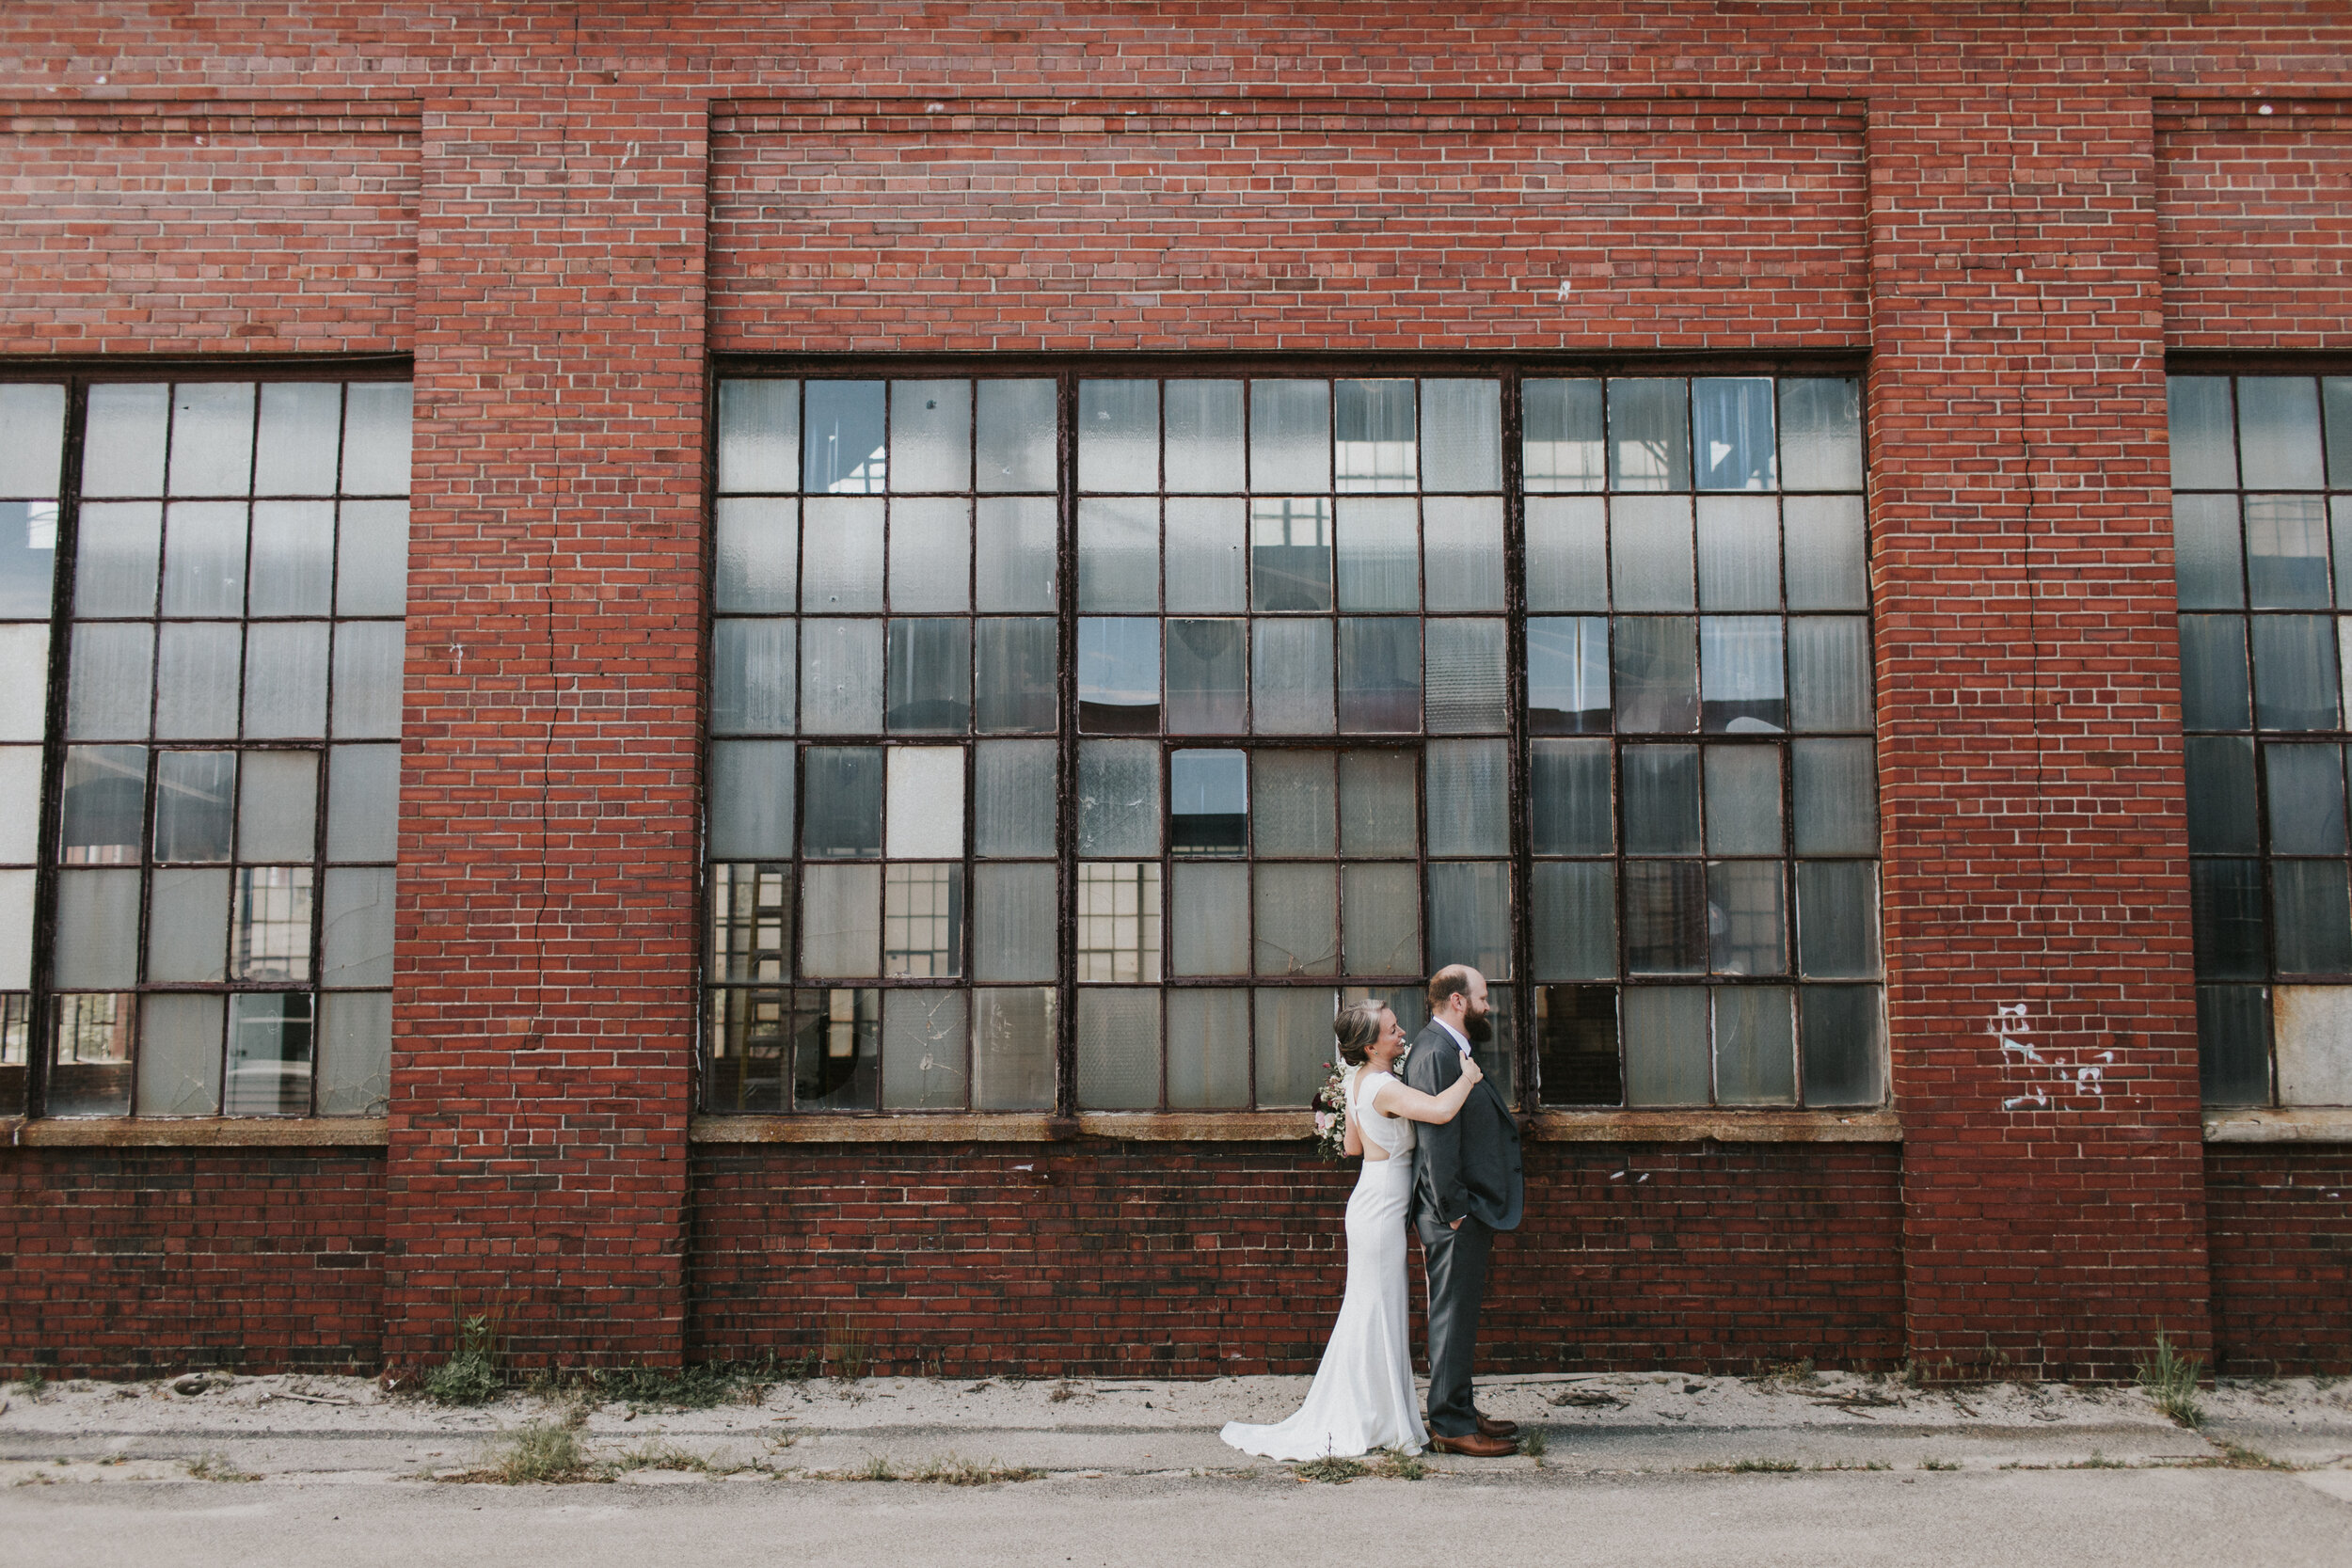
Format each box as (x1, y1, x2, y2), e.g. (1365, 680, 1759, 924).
(1221, 998, 1483, 1460)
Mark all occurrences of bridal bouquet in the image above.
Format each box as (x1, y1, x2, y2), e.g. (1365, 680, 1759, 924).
(1311, 1061, 1350, 1164)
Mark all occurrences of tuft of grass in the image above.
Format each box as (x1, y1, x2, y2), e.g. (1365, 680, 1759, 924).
(481, 1421, 596, 1485)
(611, 1439, 713, 1475)
(15, 1370, 47, 1402)
(824, 1318, 872, 1383)
(899, 1454, 1044, 1485)
(1520, 1427, 1548, 1465)
(1918, 1458, 1962, 1471)
(1750, 1358, 1821, 1390)
(423, 1314, 504, 1406)
(1376, 1449, 1426, 1481)
(1697, 1457, 1800, 1473)
(1047, 1379, 1080, 1403)
(183, 1452, 260, 1483)
(857, 1452, 896, 1481)
(2205, 1441, 2293, 1471)
(593, 1355, 792, 1412)
(2062, 1450, 2129, 1470)
(1294, 1456, 1370, 1484)
(2137, 1332, 2206, 1428)
(1810, 1460, 1891, 1471)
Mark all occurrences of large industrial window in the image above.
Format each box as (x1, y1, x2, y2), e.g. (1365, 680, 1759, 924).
(2170, 372, 2352, 1106)
(1, 375, 410, 1118)
(703, 370, 1883, 1116)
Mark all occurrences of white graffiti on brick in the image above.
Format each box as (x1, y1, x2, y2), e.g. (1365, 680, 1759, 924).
(1994, 1002, 2115, 1111)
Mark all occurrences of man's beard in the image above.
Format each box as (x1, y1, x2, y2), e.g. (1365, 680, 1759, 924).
(1463, 1009, 1494, 1043)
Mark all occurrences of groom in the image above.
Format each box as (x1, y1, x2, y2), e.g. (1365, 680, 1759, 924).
(1403, 964, 1525, 1457)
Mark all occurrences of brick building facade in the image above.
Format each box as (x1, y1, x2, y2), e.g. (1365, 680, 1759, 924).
(0, 6, 2346, 1384)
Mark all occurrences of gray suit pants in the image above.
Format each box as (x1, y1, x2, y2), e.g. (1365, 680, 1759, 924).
(1421, 1213, 1492, 1438)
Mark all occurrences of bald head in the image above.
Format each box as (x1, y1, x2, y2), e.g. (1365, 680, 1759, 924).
(1427, 964, 1487, 1022)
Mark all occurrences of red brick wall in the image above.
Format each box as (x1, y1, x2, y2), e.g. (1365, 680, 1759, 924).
(690, 1143, 1904, 1376)
(2205, 1148, 2352, 1377)
(2158, 99, 2352, 351)
(0, 1150, 385, 1377)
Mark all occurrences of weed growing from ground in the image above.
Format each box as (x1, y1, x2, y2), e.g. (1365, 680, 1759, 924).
(14, 1370, 46, 1402)
(1377, 1449, 1426, 1481)
(424, 1314, 503, 1406)
(2136, 1332, 2205, 1428)
(1294, 1456, 1370, 1483)
(1918, 1458, 1962, 1471)
(1696, 1458, 1801, 1473)
(482, 1421, 596, 1484)
(2062, 1450, 2128, 1469)
(1520, 1427, 1548, 1464)
(183, 1452, 259, 1482)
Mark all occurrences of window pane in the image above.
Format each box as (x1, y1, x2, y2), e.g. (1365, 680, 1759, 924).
(1079, 380, 1158, 494)
(2197, 984, 2271, 1106)
(1613, 616, 1699, 733)
(1423, 497, 1504, 611)
(1339, 750, 1418, 857)
(2171, 494, 2243, 610)
(2180, 735, 2257, 855)
(975, 617, 1057, 734)
(341, 385, 411, 495)
(2266, 742, 2347, 853)
(1531, 737, 1613, 856)
(803, 381, 887, 494)
(1250, 380, 1330, 492)
(0, 750, 30, 865)
(1168, 989, 1250, 1108)
(974, 738, 1057, 857)
(1078, 497, 1158, 613)
(2246, 494, 2331, 610)
(711, 619, 797, 735)
(1537, 983, 1619, 1105)
(0, 382, 67, 497)
(1788, 616, 1872, 732)
(802, 497, 885, 610)
(883, 863, 962, 977)
(1526, 616, 1608, 736)
(335, 499, 409, 617)
(1077, 989, 1161, 1110)
(147, 866, 230, 983)
(707, 988, 786, 1113)
(2331, 379, 2352, 488)
(48, 992, 134, 1116)
(2251, 614, 2340, 731)
(1796, 860, 1881, 978)
(1611, 496, 1694, 610)
(1700, 616, 1787, 733)
(891, 379, 971, 493)
(975, 497, 1058, 612)
(1524, 379, 1605, 493)
(1532, 861, 1614, 981)
(322, 865, 396, 989)
(81, 383, 169, 498)
(1250, 618, 1335, 735)
(801, 863, 882, 977)
(1078, 617, 1160, 734)
(1704, 744, 1783, 855)
(885, 618, 972, 734)
(154, 623, 242, 739)
(1696, 496, 1779, 611)
(1422, 379, 1502, 492)
(2178, 615, 2250, 731)
(224, 992, 312, 1117)
(328, 622, 405, 740)
(228, 865, 311, 985)
(2167, 376, 2237, 490)
(1425, 861, 1511, 978)
(972, 987, 1055, 1110)
(1608, 379, 1691, 492)
(249, 501, 335, 616)
(1424, 618, 1507, 734)
(323, 745, 393, 863)
(1166, 380, 1246, 493)
(1333, 379, 1416, 492)
(709, 863, 792, 983)
(75, 501, 162, 617)
(1424, 738, 1508, 857)
(1624, 744, 1701, 855)
(1168, 617, 1248, 734)
(161, 501, 247, 617)
(1250, 498, 1333, 612)
(974, 863, 1057, 982)
(137, 992, 224, 1117)
(155, 749, 236, 863)
(0, 624, 46, 742)
(1166, 497, 1247, 612)
(803, 746, 883, 858)
(889, 498, 971, 613)
(1778, 378, 1864, 492)
(68, 623, 155, 741)
(707, 739, 794, 861)
(1254, 863, 1337, 976)
(1078, 861, 1161, 982)
(1171, 749, 1248, 856)
(884, 746, 964, 859)
(1331, 617, 1418, 735)
(1172, 862, 1250, 975)
(975, 379, 1057, 492)
(2190, 858, 2265, 979)
(1800, 985, 1884, 1105)
(1692, 377, 1776, 491)
(1335, 498, 1417, 610)
(59, 745, 145, 864)
(1783, 496, 1868, 612)
(1790, 738, 1878, 856)
(1077, 738, 1161, 857)
(2238, 377, 2326, 490)
(794, 987, 879, 1111)
(716, 379, 800, 494)
(2272, 861, 2352, 975)
(1708, 860, 1787, 976)
(1714, 986, 1796, 1105)
(800, 618, 884, 734)
(1623, 986, 1708, 1104)
(1253, 987, 1337, 1107)
(1526, 497, 1608, 611)
(1253, 751, 1335, 856)
(1623, 861, 1706, 974)
(1342, 862, 1420, 977)
(882, 990, 967, 1111)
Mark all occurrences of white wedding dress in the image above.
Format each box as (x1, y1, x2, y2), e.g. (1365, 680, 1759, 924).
(1221, 1069, 1426, 1459)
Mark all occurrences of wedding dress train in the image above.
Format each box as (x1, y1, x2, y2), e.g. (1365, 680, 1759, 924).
(1220, 1069, 1426, 1459)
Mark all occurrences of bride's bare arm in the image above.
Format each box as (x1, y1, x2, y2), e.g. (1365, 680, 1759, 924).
(1371, 1056, 1483, 1124)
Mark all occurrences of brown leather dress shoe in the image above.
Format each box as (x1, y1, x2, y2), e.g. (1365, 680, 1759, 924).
(1428, 1431, 1518, 1458)
(1475, 1411, 1519, 1439)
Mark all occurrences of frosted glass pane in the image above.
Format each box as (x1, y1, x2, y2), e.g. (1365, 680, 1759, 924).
(1250, 380, 1330, 491)
(800, 618, 884, 734)
(1254, 751, 1335, 856)
(1524, 379, 1604, 493)
(803, 746, 883, 858)
(1692, 377, 1775, 492)
(1423, 496, 1504, 612)
(1172, 863, 1250, 975)
(891, 379, 971, 493)
(341, 384, 413, 495)
(168, 384, 255, 497)
(2183, 736, 2257, 855)
(1077, 989, 1161, 1110)
(330, 622, 405, 738)
(1165, 381, 1246, 493)
(1527, 497, 1609, 611)
(890, 498, 971, 613)
(249, 501, 334, 616)
(1424, 739, 1507, 857)
(2266, 742, 2347, 853)
(974, 738, 1057, 857)
(232, 867, 313, 983)
(1424, 618, 1506, 734)
(337, 499, 410, 618)
(1425, 861, 1511, 978)
(2272, 861, 2352, 975)
(1250, 618, 1334, 735)
(883, 863, 961, 977)
(1790, 738, 1877, 855)
(147, 867, 229, 983)
(2178, 615, 2250, 731)
(67, 623, 154, 741)
(1168, 989, 1250, 1108)
(1077, 862, 1160, 983)
(1532, 861, 1613, 981)
(1777, 378, 1864, 492)
(884, 617, 971, 734)
(885, 746, 963, 858)
(804, 381, 887, 493)
(1704, 744, 1782, 855)
(318, 991, 391, 1116)
(802, 498, 885, 610)
(2198, 984, 2270, 1105)
(1077, 739, 1160, 857)
(1334, 498, 1417, 611)
(2238, 377, 2325, 490)
(1166, 498, 1247, 612)
(1337, 617, 1419, 735)
(1623, 986, 1709, 1105)
(0, 501, 56, 619)
(1696, 496, 1779, 610)
(972, 987, 1055, 1110)
(137, 993, 224, 1117)
(2168, 376, 2236, 490)
(81, 384, 168, 497)
(253, 383, 342, 496)
(154, 750, 235, 863)
(161, 501, 247, 617)
(1609, 379, 1691, 492)
(1079, 497, 1159, 612)
(2192, 858, 2265, 980)
(1339, 750, 1417, 857)
(0, 383, 66, 497)
(1332, 378, 1415, 493)
(1700, 615, 1787, 734)
(1624, 744, 1701, 855)
(1788, 617, 1872, 732)
(59, 744, 145, 863)
(801, 863, 881, 976)
(1801, 985, 1884, 1105)
(1169, 748, 1247, 856)
(1342, 862, 1420, 977)
(976, 617, 1057, 734)
(976, 379, 1057, 492)
(1783, 496, 1868, 612)
(153, 623, 242, 739)
(1250, 497, 1332, 612)
(73, 501, 161, 617)
(714, 498, 799, 612)
(1797, 861, 1881, 978)
(324, 745, 395, 862)
(1253, 987, 1338, 1107)
(707, 738, 795, 860)
(1168, 618, 1248, 734)
(1531, 737, 1613, 855)
(242, 623, 328, 739)
(1625, 860, 1707, 974)
(0, 867, 28, 990)
(1077, 616, 1159, 734)
(2247, 494, 2330, 610)
(1255, 863, 1338, 976)
(2251, 614, 2339, 731)
(1611, 496, 1694, 610)
(323, 866, 396, 988)
(55, 868, 140, 988)
(717, 379, 800, 494)
(0, 748, 39, 863)
(2172, 495, 2243, 610)
(882, 990, 967, 1111)
(1080, 380, 1158, 494)
(1529, 605, 1616, 732)
(1421, 379, 1502, 491)
(974, 863, 1056, 982)
(975, 497, 1058, 612)
(1708, 859, 1787, 975)
(1714, 986, 1796, 1105)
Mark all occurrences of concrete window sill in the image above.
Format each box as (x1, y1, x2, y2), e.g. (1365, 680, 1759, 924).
(689, 1109, 1905, 1144)
(2202, 1106, 2352, 1143)
(0, 1117, 389, 1148)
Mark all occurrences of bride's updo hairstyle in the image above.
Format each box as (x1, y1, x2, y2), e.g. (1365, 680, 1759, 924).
(1333, 1000, 1388, 1068)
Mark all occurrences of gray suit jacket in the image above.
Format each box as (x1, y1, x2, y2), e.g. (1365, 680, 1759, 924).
(1403, 1020, 1525, 1238)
